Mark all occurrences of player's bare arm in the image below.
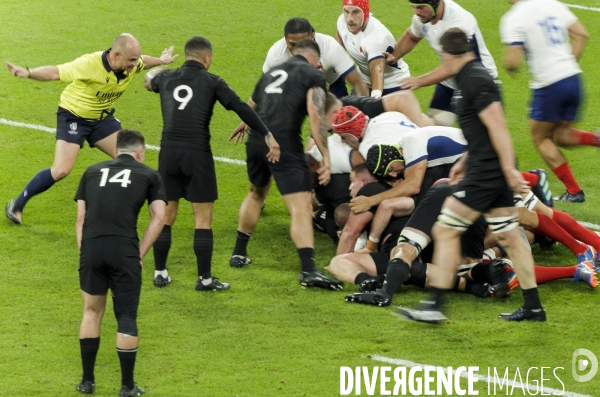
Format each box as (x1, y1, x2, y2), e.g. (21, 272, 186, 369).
(503, 45, 524, 73)
(337, 211, 374, 255)
(368, 58, 385, 96)
(383, 28, 421, 65)
(399, 62, 453, 90)
(139, 199, 166, 260)
(307, 86, 331, 185)
(229, 97, 258, 144)
(345, 69, 370, 96)
(76, 200, 86, 253)
(350, 161, 427, 213)
(143, 67, 167, 91)
(568, 21, 589, 61)
(479, 101, 528, 193)
(141, 46, 179, 70)
(6, 62, 60, 81)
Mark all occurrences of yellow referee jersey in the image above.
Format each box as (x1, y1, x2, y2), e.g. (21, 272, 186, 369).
(57, 50, 144, 120)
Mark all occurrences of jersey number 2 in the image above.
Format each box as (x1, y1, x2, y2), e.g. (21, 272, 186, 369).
(264, 70, 288, 94)
(99, 168, 132, 187)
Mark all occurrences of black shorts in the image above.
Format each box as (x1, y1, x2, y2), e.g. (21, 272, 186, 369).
(56, 107, 121, 148)
(453, 169, 514, 213)
(412, 163, 455, 207)
(369, 252, 391, 275)
(246, 143, 312, 195)
(159, 147, 217, 202)
(79, 236, 141, 294)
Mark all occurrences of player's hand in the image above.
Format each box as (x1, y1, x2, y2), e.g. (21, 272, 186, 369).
(349, 196, 372, 214)
(399, 77, 422, 91)
(505, 168, 529, 194)
(339, 133, 360, 149)
(382, 51, 397, 65)
(265, 133, 280, 163)
(317, 158, 331, 186)
(160, 46, 179, 65)
(229, 122, 249, 144)
(6, 61, 29, 78)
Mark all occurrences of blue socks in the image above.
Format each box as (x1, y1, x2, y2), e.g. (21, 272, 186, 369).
(14, 168, 56, 211)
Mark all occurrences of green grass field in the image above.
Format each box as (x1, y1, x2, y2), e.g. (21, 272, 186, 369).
(1, 1, 599, 396)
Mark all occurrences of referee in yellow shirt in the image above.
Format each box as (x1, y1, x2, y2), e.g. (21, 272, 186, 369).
(5, 33, 178, 225)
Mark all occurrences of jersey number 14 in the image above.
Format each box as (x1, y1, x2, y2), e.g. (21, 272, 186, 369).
(99, 168, 132, 187)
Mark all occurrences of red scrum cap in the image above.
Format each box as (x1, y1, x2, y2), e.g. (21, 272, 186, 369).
(343, 0, 370, 26)
(332, 106, 368, 138)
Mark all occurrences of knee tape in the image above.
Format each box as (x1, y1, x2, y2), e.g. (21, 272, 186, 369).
(522, 190, 538, 211)
(115, 311, 138, 336)
(486, 214, 519, 234)
(437, 208, 473, 232)
(397, 229, 429, 255)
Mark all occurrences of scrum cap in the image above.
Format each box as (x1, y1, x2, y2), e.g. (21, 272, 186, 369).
(343, 0, 370, 26)
(332, 106, 368, 138)
(366, 144, 404, 178)
(408, 0, 441, 17)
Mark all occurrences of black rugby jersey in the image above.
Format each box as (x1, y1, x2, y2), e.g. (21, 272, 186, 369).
(454, 60, 504, 172)
(74, 154, 166, 241)
(151, 60, 269, 151)
(248, 55, 328, 154)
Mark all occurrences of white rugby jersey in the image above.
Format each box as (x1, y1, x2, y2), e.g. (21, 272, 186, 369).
(306, 134, 354, 174)
(358, 112, 417, 159)
(500, 0, 581, 89)
(263, 33, 355, 85)
(401, 126, 466, 168)
(336, 14, 410, 89)
(410, 0, 497, 90)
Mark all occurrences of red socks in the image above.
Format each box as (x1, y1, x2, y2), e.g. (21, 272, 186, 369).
(533, 212, 587, 256)
(534, 265, 576, 284)
(552, 208, 600, 251)
(521, 172, 539, 187)
(571, 128, 600, 147)
(552, 162, 581, 194)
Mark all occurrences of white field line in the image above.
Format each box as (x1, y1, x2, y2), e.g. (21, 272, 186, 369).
(370, 355, 593, 397)
(2, 117, 600, 226)
(0, 117, 247, 166)
(564, 3, 600, 12)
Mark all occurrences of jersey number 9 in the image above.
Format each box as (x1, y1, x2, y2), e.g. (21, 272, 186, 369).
(174, 85, 193, 110)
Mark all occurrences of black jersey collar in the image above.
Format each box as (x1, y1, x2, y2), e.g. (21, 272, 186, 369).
(182, 59, 207, 70)
(102, 49, 128, 82)
(292, 54, 310, 63)
(457, 59, 479, 80)
(116, 153, 139, 163)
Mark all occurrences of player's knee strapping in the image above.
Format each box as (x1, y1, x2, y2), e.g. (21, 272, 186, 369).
(437, 208, 473, 231)
(486, 214, 519, 234)
(513, 192, 537, 211)
(396, 229, 428, 256)
(113, 288, 140, 337)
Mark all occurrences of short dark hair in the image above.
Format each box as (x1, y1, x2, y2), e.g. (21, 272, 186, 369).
(185, 36, 212, 57)
(292, 39, 320, 57)
(439, 28, 472, 55)
(117, 129, 145, 152)
(284, 18, 314, 36)
(351, 163, 370, 175)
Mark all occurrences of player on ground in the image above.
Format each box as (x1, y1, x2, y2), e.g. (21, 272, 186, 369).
(144, 36, 280, 291)
(74, 130, 166, 396)
(384, 0, 498, 126)
(336, 0, 410, 98)
(229, 40, 342, 290)
(5, 33, 177, 224)
(398, 29, 544, 323)
(500, 0, 592, 203)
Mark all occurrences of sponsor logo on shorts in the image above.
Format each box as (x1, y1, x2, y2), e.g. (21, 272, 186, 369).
(68, 122, 78, 135)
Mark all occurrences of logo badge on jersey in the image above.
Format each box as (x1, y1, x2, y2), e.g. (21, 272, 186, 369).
(68, 122, 78, 135)
(106, 77, 110, 83)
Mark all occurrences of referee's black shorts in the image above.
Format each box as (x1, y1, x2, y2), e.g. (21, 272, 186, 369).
(79, 236, 142, 294)
(246, 143, 312, 195)
(158, 147, 217, 203)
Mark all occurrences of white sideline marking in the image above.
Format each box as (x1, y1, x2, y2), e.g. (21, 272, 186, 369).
(0, 117, 247, 166)
(370, 355, 593, 397)
(565, 3, 600, 12)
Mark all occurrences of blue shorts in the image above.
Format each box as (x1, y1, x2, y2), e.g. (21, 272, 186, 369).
(56, 107, 121, 148)
(382, 86, 403, 96)
(530, 74, 581, 122)
(430, 83, 456, 113)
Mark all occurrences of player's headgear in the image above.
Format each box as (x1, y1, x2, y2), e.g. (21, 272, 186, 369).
(366, 144, 404, 178)
(343, 0, 370, 26)
(408, 0, 441, 17)
(332, 106, 368, 138)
